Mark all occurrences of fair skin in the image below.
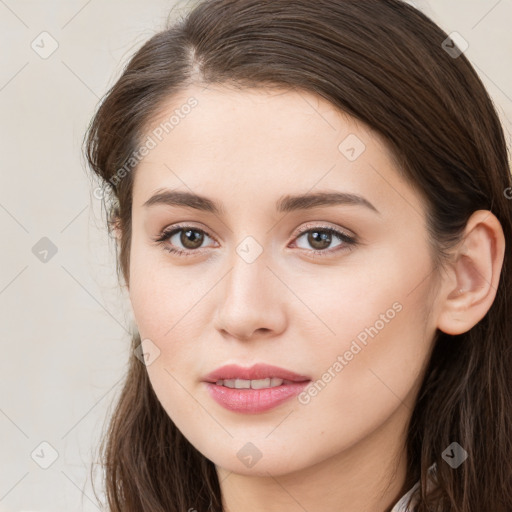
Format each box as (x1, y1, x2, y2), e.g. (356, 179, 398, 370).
(120, 84, 505, 512)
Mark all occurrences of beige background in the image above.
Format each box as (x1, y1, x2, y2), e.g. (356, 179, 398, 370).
(0, 0, 510, 510)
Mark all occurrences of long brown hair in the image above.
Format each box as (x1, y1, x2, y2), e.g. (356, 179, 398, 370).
(85, 1, 512, 510)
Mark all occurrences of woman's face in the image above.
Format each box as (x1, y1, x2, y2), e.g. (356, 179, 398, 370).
(127, 84, 442, 476)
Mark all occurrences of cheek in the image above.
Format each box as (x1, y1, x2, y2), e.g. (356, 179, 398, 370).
(127, 253, 217, 402)
(128, 242, 206, 340)
(300, 254, 435, 420)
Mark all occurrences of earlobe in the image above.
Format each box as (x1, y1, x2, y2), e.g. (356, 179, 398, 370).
(436, 210, 505, 336)
(109, 217, 129, 289)
(110, 217, 122, 242)
(114, 226, 122, 242)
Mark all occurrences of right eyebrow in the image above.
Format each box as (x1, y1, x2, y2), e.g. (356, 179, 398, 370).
(143, 189, 223, 214)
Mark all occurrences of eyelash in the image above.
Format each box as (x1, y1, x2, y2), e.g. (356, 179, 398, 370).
(152, 223, 358, 258)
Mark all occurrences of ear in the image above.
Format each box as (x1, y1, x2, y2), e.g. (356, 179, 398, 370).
(436, 210, 505, 335)
(109, 217, 130, 290)
(109, 216, 122, 242)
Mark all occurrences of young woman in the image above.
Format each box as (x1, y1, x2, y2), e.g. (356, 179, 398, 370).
(85, 1, 512, 511)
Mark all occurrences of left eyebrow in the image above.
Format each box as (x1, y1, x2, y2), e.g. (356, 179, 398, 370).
(142, 189, 380, 215)
(277, 190, 380, 215)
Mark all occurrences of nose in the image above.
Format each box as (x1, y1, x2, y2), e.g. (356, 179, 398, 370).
(212, 249, 287, 342)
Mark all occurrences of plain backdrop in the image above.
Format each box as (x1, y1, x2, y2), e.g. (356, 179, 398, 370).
(0, 0, 511, 510)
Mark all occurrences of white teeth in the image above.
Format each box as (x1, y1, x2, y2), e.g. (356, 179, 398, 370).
(216, 378, 285, 389)
(234, 378, 251, 389)
(270, 377, 284, 387)
(250, 378, 271, 389)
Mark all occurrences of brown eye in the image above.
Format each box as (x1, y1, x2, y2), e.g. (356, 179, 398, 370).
(179, 229, 204, 249)
(154, 225, 217, 256)
(293, 225, 357, 255)
(306, 230, 332, 250)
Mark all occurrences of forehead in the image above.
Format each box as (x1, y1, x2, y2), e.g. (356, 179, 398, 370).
(131, 84, 423, 219)
(144, 84, 375, 152)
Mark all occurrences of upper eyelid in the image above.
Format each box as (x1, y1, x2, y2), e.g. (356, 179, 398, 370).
(161, 222, 352, 238)
(162, 223, 217, 243)
(293, 222, 354, 238)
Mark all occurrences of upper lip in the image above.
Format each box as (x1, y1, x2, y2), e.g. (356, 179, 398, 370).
(203, 363, 311, 383)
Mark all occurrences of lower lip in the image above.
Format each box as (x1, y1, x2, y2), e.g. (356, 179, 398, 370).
(204, 381, 310, 413)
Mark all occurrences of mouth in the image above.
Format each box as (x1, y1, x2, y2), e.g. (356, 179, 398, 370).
(202, 362, 311, 384)
(202, 363, 311, 413)
(212, 377, 303, 389)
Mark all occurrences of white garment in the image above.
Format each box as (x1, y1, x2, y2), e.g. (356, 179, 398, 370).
(390, 463, 438, 512)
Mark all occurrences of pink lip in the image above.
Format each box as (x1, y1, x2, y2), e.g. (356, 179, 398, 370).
(202, 363, 311, 414)
(202, 363, 311, 383)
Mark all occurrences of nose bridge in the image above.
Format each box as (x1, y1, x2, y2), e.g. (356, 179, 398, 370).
(223, 237, 273, 309)
(213, 235, 286, 339)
